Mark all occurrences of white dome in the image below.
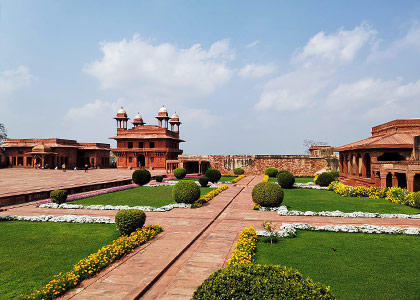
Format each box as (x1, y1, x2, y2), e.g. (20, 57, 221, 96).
(134, 113, 142, 119)
(118, 107, 126, 114)
(159, 106, 167, 113)
(171, 112, 179, 119)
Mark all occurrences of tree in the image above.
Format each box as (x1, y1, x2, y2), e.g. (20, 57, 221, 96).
(0, 123, 6, 145)
(110, 151, 117, 168)
(303, 139, 328, 154)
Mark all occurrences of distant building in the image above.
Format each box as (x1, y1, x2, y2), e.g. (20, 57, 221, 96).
(335, 119, 420, 192)
(110, 106, 184, 170)
(1, 138, 110, 169)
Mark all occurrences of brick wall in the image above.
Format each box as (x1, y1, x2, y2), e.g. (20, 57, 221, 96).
(208, 155, 336, 175)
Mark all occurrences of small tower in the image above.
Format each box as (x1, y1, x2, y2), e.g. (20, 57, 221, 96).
(132, 113, 145, 127)
(169, 112, 181, 133)
(156, 105, 170, 128)
(114, 107, 129, 130)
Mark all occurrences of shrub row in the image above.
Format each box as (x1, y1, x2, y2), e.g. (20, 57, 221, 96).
(22, 225, 163, 300)
(232, 174, 246, 183)
(191, 185, 229, 208)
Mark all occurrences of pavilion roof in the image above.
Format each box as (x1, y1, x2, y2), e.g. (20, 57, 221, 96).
(334, 132, 416, 152)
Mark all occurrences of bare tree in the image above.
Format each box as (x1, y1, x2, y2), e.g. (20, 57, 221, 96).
(110, 151, 117, 168)
(0, 123, 6, 145)
(303, 139, 328, 154)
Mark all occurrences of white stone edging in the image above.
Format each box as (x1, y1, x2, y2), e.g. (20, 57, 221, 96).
(39, 202, 191, 212)
(0, 214, 114, 224)
(256, 223, 420, 237)
(259, 205, 420, 219)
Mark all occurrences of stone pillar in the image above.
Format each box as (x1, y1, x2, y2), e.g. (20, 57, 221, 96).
(361, 155, 367, 178)
(407, 174, 414, 192)
(380, 172, 387, 188)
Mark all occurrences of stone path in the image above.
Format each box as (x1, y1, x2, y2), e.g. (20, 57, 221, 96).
(1, 175, 420, 299)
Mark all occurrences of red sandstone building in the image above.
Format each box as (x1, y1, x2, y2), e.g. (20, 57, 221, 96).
(110, 106, 184, 170)
(335, 119, 420, 192)
(1, 138, 111, 169)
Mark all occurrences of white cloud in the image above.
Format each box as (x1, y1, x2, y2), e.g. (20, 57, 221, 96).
(64, 99, 124, 120)
(0, 66, 35, 97)
(368, 23, 420, 62)
(294, 24, 376, 64)
(238, 63, 277, 78)
(245, 40, 260, 48)
(85, 35, 234, 101)
(180, 108, 218, 129)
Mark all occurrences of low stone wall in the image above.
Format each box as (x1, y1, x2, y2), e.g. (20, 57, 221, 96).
(207, 155, 337, 175)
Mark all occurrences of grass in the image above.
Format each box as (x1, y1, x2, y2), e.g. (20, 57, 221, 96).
(69, 186, 215, 207)
(255, 230, 420, 300)
(281, 188, 420, 214)
(268, 177, 314, 184)
(0, 221, 119, 300)
(172, 176, 237, 182)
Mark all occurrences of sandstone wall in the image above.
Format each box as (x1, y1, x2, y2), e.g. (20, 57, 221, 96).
(208, 155, 337, 175)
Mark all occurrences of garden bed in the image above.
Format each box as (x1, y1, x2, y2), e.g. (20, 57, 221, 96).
(255, 230, 420, 300)
(0, 221, 119, 300)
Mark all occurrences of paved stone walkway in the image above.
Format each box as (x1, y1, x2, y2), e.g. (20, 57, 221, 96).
(2, 175, 420, 299)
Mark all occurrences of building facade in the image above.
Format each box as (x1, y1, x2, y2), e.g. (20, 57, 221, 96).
(335, 119, 420, 192)
(1, 138, 110, 169)
(110, 106, 184, 170)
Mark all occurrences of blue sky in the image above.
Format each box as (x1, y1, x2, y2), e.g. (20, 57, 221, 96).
(1, 0, 420, 154)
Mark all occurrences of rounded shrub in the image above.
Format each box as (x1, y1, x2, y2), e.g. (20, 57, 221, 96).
(132, 169, 151, 186)
(155, 175, 163, 182)
(277, 171, 295, 188)
(174, 168, 187, 179)
(199, 176, 209, 187)
(115, 209, 146, 236)
(316, 172, 335, 187)
(233, 168, 245, 175)
(50, 189, 68, 204)
(252, 182, 284, 207)
(205, 168, 222, 183)
(264, 167, 278, 178)
(328, 170, 339, 180)
(172, 180, 201, 204)
(193, 264, 335, 300)
(413, 191, 420, 209)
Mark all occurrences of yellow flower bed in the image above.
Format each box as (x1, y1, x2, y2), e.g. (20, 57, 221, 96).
(232, 174, 246, 183)
(191, 184, 229, 208)
(227, 227, 258, 266)
(21, 225, 163, 300)
(262, 175, 269, 182)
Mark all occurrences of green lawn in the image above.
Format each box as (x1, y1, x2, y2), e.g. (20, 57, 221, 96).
(268, 176, 314, 183)
(69, 186, 215, 207)
(0, 221, 119, 300)
(172, 176, 237, 182)
(282, 188, 420, 214)
(255, 231, 420, 300)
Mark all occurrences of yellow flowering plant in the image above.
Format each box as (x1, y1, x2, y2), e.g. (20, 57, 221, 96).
(227, 227, 258, 266)
(262, 175, 269, 182)
(191, 184, 229, 208)
(232, 174, 246, 183)
(21, 225, 163, 300)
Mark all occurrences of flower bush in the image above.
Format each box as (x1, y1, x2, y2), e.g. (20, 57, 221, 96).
(385, 187, 414, 206)
(227, 227, 258, 265)
(21, 225, 163, 300)
(262, 175, 269, 182)
(232, 174, 245, 183)
(191, 184, 228, 208)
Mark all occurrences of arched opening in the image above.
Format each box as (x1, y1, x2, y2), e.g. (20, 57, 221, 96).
(364, 153, 371, 178)
(137, 155, 146, 168)
(396, 173, 407, 189)
(413, 174, 420, 192)
(377, 152, 405, 161)
(386, 173, 393, 187)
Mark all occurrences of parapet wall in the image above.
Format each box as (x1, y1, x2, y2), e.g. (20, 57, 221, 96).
(207, 155, 337, 175)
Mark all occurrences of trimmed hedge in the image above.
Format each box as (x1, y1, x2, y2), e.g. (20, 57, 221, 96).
(172, 180, 201, 204)
(277, 171, 295, 189)
(174, 168, 187, 179)
(115, 209, 146, 236)
(252, 182, 284, 207)
(413, 191, 420, 209)
(205, 168, 222, 183)
(316, 172, 335, 187)
(193, 264, 335, 300)
(132, 169, 151, 186)
(154, 175, 163, 182)
(264, 167, 278, 178)
(328, 170, 339, 180)
(50, 190, 68, 204)
(233, 168, 245, 175)
(199, 177, 209, 187)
